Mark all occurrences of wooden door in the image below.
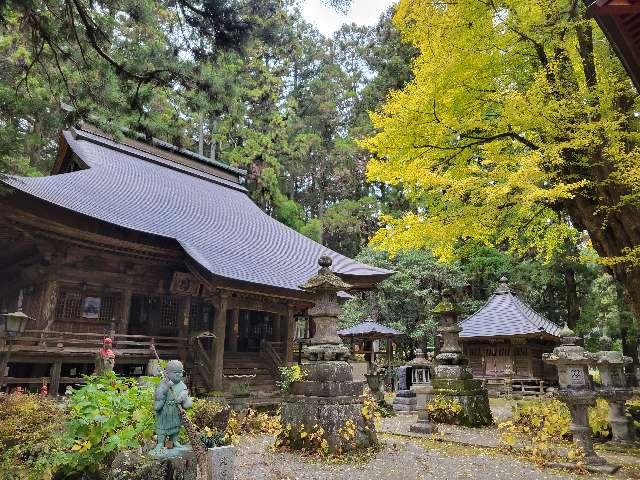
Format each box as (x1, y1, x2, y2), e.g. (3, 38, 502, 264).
(484, 345, 511, 377)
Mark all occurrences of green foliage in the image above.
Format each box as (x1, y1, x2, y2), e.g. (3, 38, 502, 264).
(276, 364, 306, 394)
(54, 372, 158, 476)
(499, 398, 611, 446)
(425, 397, 463, 424)
(0, 393, 64, 480)
(201, 427, 230, 448)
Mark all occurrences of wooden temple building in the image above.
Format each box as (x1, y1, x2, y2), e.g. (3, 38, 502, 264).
(460, 278, 561, 392)
(0, 124, 391, 395)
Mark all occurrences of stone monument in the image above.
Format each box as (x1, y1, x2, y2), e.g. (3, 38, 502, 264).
(151, 360, 194, 456)
(595, 334, 636, 445)
(429, 291, 492, 427)
(392, 365, 417, 412)
(543, 325, 618, 472)
(280, 256, 377, 452)
(409, 348, 436, 434)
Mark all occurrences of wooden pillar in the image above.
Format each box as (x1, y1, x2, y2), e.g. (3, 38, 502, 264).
(178, 296, 191, 338)
(212, 294, 228, 390)
(284, 307, 295, 364)
(387, 338, 393, 366)
(49, 359, 62, 397)
(119, 288, 133, 335)
(229, 308, 239, 352)
(40, 277, 58, 331)
(272, 314, 281, 342)
(0, 351, 8, 393)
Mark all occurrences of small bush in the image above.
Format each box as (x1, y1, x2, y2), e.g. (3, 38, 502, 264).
(276, 364, 306, 393)
(426, 396, 463, 424)
(54, 372, 158, 476)
(0, 393, 65, 480)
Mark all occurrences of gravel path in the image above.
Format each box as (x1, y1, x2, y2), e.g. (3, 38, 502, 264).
(234, 434, 583, 480)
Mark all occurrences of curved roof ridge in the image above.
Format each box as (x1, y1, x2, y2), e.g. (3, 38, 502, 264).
(3, 129, 392, 294)
(510, 293, 561, 336)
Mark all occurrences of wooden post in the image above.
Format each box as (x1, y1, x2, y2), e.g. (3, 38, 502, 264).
(0, 351, 8, 393)
(229, 308, 239, 352)
(49, 359, 62, 397)
(212, 294, 228, 390)
(40, 278, 58, 332)
(387, 338, 393, 366)
(272, 314, 281, 342)
(120, 288, 133, 334)
(284, 307, 295, 364)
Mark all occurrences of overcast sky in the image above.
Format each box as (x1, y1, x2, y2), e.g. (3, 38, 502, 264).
(300, 0, 397, 37)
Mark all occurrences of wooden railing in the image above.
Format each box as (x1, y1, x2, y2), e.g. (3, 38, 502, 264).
(1, 330, 188, 358)
(262, 340, 284, 377)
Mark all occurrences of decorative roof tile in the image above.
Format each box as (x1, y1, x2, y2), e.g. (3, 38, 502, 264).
(460, 279, 561, 339)
(3, 127, 392, 293)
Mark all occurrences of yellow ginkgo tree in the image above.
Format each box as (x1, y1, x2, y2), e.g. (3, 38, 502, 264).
(362, 0, 640, 318)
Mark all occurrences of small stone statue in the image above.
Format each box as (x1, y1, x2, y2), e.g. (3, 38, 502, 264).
(152, 360, 193, 454)
(94, 337, 115, 375)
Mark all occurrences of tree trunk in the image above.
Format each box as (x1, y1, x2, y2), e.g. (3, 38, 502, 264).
(564, 175, 640, 325)
(563, 267, 580, 330)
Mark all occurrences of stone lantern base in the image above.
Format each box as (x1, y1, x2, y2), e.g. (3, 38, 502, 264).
(279, 361, 377, 453)
(430, 378, 492, 427)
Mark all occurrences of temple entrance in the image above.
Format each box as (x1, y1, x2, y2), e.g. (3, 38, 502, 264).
(227, 309, 283, 353)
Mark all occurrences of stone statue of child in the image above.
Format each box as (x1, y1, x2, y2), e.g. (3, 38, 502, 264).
(152, 359, 193, 452)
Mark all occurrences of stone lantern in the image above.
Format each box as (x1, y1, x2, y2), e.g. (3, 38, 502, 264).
(280, 256, 377, 452)
(543, 325, 615, 470)
(409, 348, 436, 434)
(429, 290, 492, 427)
(595, 334, 635, 445)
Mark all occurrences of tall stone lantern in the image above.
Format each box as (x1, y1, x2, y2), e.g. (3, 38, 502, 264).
(429, 290, 492, 427)
(409, 349, 436, 434)
(595, 334, 635, 445)
(543, 325, 615, 470)
(280, 256, 377, 452)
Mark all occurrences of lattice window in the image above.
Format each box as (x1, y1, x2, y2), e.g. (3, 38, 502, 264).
(160, 296, 179, 328)
(189, 300, 203, 332)
(55, 292, 82, 319)
(99, 296, 116, 322)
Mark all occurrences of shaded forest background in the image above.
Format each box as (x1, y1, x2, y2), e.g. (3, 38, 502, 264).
(0, 0, 637, 364)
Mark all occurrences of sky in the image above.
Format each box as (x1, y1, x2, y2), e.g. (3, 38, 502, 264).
(300, 0, 397, 37)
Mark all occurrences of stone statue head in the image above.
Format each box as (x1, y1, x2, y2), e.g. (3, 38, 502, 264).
(165, 360, 184, 384)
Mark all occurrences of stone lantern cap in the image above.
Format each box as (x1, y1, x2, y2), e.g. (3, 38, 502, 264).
(408, 348, 431, 368)
(300, 256, 352, 292)
(596, 350, 633, 366)
(543, 324, 598, 365)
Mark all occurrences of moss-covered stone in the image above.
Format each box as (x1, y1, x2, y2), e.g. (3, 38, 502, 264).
(429, 378, 492, 427)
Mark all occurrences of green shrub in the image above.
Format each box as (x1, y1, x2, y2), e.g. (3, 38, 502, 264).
(426, 396, 463, 424)
(0, 393, 65, 480)
(54, 372, 159, 476)
(276, 364, 306, 393)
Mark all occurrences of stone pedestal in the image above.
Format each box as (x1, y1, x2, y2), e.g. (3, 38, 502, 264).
(279, 257, 377, 453)
(393, 389, 417, 412)
(428, 293, 492, 427)
(410, 408, 436, 434)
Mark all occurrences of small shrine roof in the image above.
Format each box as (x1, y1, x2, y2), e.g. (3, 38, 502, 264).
(338, 319, 405, 340)
(459, 279, 561, 340)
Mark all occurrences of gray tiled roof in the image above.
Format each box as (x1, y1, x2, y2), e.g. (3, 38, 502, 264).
(4, 127, 392, 293)
(338, 320, 405, 338)
(460, 282, 561, 339)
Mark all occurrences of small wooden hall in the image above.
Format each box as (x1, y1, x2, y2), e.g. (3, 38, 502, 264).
(0, 123, 391, 395)
(460, 278, 561, 385)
